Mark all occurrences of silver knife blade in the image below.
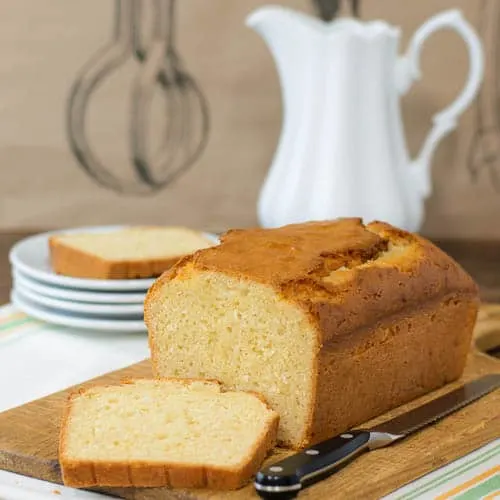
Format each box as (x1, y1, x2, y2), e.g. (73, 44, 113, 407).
(370, 374, 500, 437)
(254, 375, 500, 496)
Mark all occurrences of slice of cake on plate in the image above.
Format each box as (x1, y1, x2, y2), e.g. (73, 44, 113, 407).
(49, 226, 214, 279)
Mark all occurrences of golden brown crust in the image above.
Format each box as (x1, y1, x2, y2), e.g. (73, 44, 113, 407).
(58, 388, 73, 485)
(49, 236, 183, 280)
(145, 219, 480, 448)
(58, 379, 279, 489)
(306, 293, 478, 445)
(151, 219, 478, 344)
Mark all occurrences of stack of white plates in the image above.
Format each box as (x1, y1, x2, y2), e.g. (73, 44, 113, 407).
(8, 227, 157, 332)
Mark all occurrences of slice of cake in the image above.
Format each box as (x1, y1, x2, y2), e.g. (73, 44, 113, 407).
(49, 226, 214, 279)
(59, 379, 279, 489)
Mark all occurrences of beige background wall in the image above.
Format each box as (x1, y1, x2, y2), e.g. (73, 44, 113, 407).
(0, 0, 499, 237)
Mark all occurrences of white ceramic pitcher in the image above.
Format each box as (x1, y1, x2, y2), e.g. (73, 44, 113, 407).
(246, 7, 484, 231)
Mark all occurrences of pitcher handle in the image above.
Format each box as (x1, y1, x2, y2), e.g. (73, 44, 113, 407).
(397, 9, 484, 198)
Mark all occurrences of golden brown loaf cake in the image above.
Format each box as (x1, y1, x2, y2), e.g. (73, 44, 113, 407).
(49, 226, 214, 279)
(59, 379, 279, 489)
(145, 219, 479, 448)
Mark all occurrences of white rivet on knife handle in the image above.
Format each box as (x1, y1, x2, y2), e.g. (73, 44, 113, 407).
(305, 449, 319, 455)
(269, 466, 283, 472)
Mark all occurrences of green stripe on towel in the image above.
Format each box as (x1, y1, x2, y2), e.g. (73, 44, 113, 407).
(395, 443, 500, 500)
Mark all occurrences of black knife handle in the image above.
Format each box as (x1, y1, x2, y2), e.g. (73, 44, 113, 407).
(254, 430, 371, 498)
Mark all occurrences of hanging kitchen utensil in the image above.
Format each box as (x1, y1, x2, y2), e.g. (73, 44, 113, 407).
(312, 0, 340, 21)
(66, 0, 209, 194)
(468, 0, 500, 189)
(131, 0, 187, 186)
(67, 0, 147, 194)
(132, 0, 186, 176)
(131, 0, 209, 189)
(311, 0, 360, 21)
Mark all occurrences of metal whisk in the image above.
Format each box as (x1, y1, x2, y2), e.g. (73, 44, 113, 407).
(66, 0, 209, 194)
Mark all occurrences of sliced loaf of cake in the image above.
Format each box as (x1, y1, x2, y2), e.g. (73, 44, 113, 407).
(59, 378, 279, 489)
(145, 219, 479, 448)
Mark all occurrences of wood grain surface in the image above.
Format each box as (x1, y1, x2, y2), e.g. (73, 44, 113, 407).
(0, 311, 499, 500)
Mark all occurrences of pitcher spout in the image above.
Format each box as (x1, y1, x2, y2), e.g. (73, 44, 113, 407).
(246, 5, 321, 35)
(246, 6, 320, 81)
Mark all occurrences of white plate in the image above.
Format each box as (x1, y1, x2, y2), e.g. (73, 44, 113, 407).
(9, 226, 157, 291)
(11, 290, 147, 332)
(10, 226, 219, 291)
(12, 270, 146, 304)
(13, 286, 144, 317)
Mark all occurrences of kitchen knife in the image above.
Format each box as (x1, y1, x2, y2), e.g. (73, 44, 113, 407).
(254, 374, 500, 499)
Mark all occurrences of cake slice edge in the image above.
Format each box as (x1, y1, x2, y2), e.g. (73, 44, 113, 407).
(58, 378, 280, 490)
(48, 227, 213, 279)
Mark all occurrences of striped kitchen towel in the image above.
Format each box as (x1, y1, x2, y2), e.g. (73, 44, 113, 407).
(0, 303, 149, 412)
(386, 439, 499, 499)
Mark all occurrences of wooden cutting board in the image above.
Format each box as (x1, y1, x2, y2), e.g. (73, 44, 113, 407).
(1, 307, 500, 500)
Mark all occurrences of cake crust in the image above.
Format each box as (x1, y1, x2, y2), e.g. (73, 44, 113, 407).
(149, 219, 477, 344)
(145, 219, 479, 448)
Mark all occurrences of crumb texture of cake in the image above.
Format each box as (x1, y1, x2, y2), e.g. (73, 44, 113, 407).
(59, 379, 279, 489)
(145, 218, 479, 448)
(49, 226, 213, 279)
